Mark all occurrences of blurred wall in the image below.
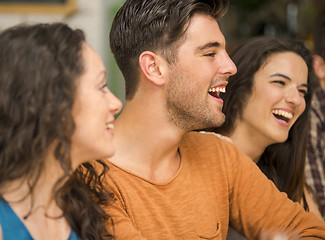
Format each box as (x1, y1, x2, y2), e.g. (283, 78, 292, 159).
(0, 0, 126, 101)
(222, 0, 323, 54)
(0, 0, 322, 102)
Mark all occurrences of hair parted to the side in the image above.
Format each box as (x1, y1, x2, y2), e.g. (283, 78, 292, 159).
(214, 37, 313, 210)
(110, 0, 229, 100)
(0, 23, 114, 239)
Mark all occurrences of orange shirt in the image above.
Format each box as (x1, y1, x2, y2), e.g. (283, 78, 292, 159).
(101, 132, 325, 239)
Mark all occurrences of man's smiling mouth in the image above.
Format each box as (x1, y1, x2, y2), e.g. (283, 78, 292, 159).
(208, 86, 226, 98)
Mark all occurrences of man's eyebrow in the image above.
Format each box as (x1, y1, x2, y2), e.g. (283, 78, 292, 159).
(197, 42, 221, 51)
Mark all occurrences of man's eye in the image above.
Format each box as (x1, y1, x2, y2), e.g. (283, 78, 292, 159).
(204, 52, 216, 57)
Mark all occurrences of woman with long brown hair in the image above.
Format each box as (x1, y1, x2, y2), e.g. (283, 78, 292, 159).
(213, 36, 323, 238)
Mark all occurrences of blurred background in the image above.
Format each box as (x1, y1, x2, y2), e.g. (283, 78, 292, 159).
(0, 0, 324, 102)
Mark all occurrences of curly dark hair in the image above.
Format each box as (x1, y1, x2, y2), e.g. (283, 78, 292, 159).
(110, 0, 229, 100)
(0, 23, 114, 239)
(214, 37, 313, 210)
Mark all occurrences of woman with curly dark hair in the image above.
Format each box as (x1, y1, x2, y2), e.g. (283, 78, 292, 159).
(0, 22, 122, 239)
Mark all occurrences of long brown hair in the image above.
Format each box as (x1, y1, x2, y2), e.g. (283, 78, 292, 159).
(214, 37, 313, 209)
(0, 23, 114, 239)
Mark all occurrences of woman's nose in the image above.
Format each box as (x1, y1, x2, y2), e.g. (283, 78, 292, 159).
(285, 87, 303, 106)
(108, 90, 122, 115)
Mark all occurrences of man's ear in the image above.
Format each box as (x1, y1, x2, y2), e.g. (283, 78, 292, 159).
(139, 51, 166, 86)
(313, 55, 325, 80)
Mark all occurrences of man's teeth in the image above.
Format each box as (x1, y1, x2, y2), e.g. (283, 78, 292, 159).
(208, 87, 226, 93)
(272, 109, 293, 119)
(106, 123, 114, 129)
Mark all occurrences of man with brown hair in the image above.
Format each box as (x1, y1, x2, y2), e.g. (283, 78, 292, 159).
(102, 0, 325, 238)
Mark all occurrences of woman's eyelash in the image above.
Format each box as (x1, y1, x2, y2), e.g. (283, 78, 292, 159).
(272, 80, 285, 85)
(299, 89, 307, 95)
(100, 83, 108, 90)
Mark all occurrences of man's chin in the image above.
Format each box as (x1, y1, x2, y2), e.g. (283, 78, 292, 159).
(190, 115, 226, 132)
(205, 113, 226, 129)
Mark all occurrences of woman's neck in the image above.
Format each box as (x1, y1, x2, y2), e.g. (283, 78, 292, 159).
(228, 127, 267, 163)
(2, 154, 65, 212)
(1, 154, 71, 239)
